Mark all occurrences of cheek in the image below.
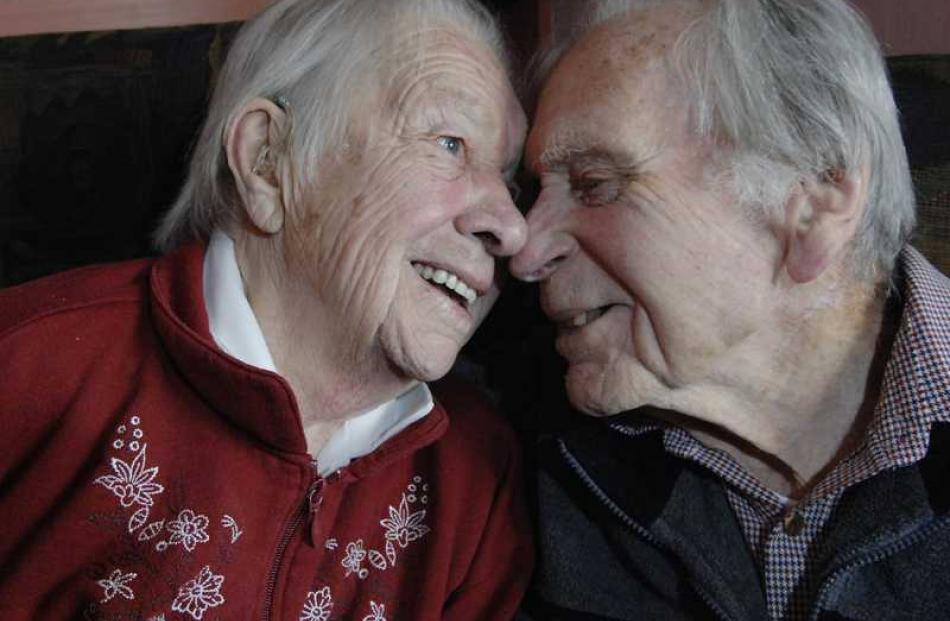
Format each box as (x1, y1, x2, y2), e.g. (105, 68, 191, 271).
(413, 171, 472, 224)
(587, 204, 725, 305)
(577, 211, 649, 296)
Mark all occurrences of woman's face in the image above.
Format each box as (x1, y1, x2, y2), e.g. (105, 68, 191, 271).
(280, 29, 527, 383)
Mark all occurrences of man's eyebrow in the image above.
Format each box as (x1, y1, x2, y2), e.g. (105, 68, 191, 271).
(537, 144, 641, 174)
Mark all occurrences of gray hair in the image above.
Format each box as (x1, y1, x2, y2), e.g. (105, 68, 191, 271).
(537, 0, 916, 282)
(154, 0, 507, 252)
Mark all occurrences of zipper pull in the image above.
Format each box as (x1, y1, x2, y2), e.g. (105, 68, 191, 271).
(307, 461, 325, 514)
(304, 462, 326, 546)
(307, 478, 325, 514)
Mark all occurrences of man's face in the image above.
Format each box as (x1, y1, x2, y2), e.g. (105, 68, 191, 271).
(511, 13, 782, 416)
(283, 28, 527, 383)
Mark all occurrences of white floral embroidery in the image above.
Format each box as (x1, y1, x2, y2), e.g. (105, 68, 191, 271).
(341, 539, 369, 579)
(95, 445, 164, 507)
(166, 509, 210, 552)
(138, 520, 165, 541)
(331, 477, 432, 580)
(171, 565, 225, 620)
(385, 540, 397, 567)
(380, 494, 430, 548)
(362, 601, 387, 621)
(88, 415, 245, 620)
(221, 514, 243, 543)
(128, 506, 149, 533)
(368, 549, 388, 571)
(97, 568, 137, 603)
(299, 586, 333, 621)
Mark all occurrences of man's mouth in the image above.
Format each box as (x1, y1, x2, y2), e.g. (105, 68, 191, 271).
(557, 306, 611, 329)
(412, 262, 478, 307)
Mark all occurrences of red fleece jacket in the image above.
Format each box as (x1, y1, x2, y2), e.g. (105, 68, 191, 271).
(0, 241, 533, 620)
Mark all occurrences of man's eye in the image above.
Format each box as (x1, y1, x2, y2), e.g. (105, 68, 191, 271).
(573, 177, 621, 207)
(436, 135, 464, 156)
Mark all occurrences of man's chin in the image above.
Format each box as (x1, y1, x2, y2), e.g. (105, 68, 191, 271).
(564, 362, 646, 418)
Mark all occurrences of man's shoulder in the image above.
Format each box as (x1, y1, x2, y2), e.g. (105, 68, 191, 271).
(0, 257, 154, 338)
(893, 247, 950, 419)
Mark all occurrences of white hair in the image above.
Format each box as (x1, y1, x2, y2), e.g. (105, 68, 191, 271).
(537, 0, 916, 282)
(154, 0, 507, 251)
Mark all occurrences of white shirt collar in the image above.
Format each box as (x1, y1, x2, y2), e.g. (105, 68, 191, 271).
(203, 230, 433, 475)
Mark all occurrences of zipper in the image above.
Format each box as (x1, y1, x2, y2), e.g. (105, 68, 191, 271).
(558, 439, 733, 621)
(261, 463, 323, 621)
(808, 516, 950, 621)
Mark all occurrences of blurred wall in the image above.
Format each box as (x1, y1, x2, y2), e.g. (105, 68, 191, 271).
(0, 0, 537, 38)
(851, 0, 950, 56)
(0, 0, 272, 37)
(538, 0, 950, 56)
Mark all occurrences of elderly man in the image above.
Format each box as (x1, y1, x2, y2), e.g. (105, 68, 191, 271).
(511, 0, 950, 619)
(0, 0, 531, 618)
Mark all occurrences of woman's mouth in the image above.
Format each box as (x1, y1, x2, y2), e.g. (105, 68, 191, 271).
(412, 262, 478, 308)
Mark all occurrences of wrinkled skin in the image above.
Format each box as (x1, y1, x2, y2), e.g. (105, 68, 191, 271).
(249, 27, 527, 419)
(511, 9, 780, 417)
(510, 5, 892, 494)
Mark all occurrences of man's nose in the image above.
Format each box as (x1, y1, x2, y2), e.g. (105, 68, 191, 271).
(455, 174, 528, 257)
(509, 189, 575, 282)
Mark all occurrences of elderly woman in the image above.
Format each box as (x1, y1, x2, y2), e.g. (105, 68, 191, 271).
(0, 0, 531, 618)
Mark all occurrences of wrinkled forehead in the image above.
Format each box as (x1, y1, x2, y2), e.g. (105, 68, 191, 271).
(383, 27, 510, 110)
(528, 6, 695, 168)
(381, 26, 526, 162)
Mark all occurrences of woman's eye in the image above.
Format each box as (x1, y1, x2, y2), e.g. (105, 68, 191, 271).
(436, 135, 464, 156)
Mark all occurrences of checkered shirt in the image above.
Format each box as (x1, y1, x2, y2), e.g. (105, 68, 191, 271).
(612, 248, 950, 620)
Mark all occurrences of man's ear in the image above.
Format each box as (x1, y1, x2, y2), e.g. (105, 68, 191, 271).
(225, 98, 289, 235)
(782, 168, 867, 284)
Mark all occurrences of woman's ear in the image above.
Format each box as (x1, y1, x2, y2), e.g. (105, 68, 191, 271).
(225, 98, 289, 234)
(782, 168, 868, 284)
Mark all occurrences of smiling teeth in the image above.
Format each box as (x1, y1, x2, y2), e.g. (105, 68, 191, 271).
(413, 263, 478, 303)
(566, 308, 608, 328)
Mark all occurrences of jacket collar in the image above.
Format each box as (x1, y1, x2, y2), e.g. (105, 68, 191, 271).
(875, 247, 950, 436)
(148, 240, 447, 471)
(201, 230, 434, 475)
(555, 412, 769, 620)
